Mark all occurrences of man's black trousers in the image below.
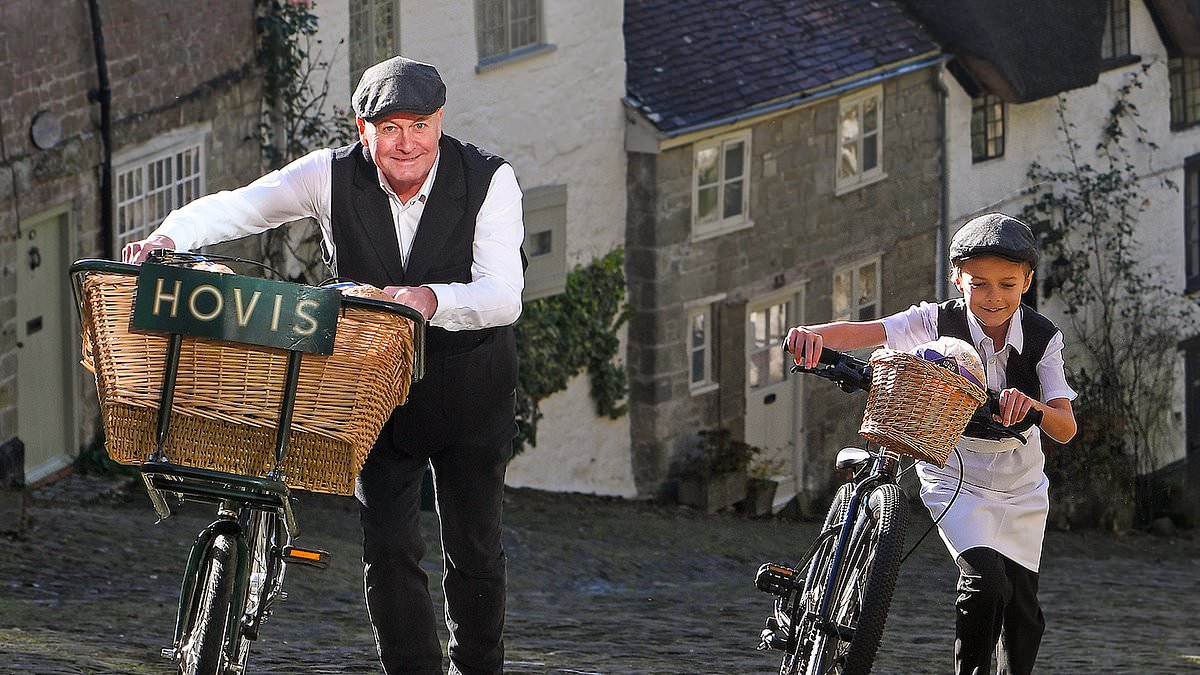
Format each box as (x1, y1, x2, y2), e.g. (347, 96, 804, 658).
(356, 429, 510, 675)
(954, 546, 1045, 675)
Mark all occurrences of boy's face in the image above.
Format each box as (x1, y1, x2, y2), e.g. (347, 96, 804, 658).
(953, 255, 1033, 334)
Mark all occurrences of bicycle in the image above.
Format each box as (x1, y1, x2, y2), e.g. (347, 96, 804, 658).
(754, 345, 1041, 675)
(70, 252, 425, 675)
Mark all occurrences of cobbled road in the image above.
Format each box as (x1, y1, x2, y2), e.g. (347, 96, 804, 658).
(2, 474, 1199, 674)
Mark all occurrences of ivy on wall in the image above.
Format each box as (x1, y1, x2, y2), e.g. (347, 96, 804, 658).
(514, 249, 630, 453)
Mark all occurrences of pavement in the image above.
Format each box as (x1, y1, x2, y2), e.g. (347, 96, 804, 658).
(2, 473, 1199, 674)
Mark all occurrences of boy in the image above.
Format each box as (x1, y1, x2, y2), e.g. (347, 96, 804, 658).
(785, 213, 1077, 675)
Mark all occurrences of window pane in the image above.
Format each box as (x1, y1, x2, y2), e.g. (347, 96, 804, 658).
(751, 309, 767, 346)
(696, 147, 719, 186)
(858, 303, 877, 321)
(691, 312, 706, 350)
(767, 347, 784, 386)
(839, 142, 858, 179)
(833, 270, 851, 318)
(749, 351, 766, 389)
(863, 135, 877, 172)
(723, 180, 743, 219)
(692, 348, 705, 384)
(724, 141, 744, 179)
(863, 96, 877, 132)
(840, 106, 859, 144)
(529, 230, 552, 256)
(697, 186, 718, 222)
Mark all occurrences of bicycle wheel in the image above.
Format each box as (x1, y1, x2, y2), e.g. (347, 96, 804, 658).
(804, 482, 908, 675)
(779, 483, 853, 675)
(178, 532, 239, 675)
(232, 510, 280, 672)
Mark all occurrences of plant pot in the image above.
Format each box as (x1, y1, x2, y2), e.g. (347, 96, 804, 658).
(678, 471, 748, 514)
(739, 477, 779, 517)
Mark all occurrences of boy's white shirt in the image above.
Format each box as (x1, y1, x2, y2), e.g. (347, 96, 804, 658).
(880, 301, 1077, 572)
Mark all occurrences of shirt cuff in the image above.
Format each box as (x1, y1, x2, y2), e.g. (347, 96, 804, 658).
(426, 284, 454, 326)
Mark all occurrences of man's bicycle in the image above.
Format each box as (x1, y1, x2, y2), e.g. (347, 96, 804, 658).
(70, 253, 425, 675)
(754, 346, 1041, 675)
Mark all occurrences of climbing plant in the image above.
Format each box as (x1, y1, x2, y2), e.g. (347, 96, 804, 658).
(514, 249, 630, 453)
(1022, 64, 1198, 530)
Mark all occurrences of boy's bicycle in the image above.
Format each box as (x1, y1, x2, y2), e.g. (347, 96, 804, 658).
(754, 346, 1041, 675)
(70, 252, 425, 675)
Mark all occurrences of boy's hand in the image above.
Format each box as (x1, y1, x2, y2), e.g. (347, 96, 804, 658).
(785, 326, 824, 369)
(995, 387, 1038, 427)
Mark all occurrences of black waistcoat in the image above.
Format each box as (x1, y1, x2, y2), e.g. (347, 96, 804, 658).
(936, 298, 1058, 400)
(329, 136, 517, 454)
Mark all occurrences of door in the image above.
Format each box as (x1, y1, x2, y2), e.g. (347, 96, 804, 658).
(745, 289, 801, 502)
(17, 211, 73, 483)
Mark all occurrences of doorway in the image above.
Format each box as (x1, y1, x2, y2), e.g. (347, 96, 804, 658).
(745, 287, 803, 505)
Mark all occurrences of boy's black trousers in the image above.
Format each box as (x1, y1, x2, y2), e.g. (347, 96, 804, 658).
(954, 546, 1045, 675)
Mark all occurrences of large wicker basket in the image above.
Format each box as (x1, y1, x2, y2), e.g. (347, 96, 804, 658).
(77, 268, 415, 495)
(858, 349, 987, 467)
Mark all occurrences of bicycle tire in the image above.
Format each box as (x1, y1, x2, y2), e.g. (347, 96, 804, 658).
(233, 511, 279, 672)
(806, 482, 908, 675)
(178, 532, 239, 675)
(779, 483, 853, 675)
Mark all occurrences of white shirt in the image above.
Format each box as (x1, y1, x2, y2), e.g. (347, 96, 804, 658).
(880, 301, 1077, 571)
(154, 146, 525, 331)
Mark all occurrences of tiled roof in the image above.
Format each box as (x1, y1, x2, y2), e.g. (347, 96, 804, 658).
(624, 0, 939, 135)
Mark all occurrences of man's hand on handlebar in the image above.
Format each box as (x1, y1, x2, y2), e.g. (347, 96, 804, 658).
(384, 285, 437, 321)
(122, 234, 177, 264)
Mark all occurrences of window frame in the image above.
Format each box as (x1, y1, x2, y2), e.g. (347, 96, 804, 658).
(686, 303, 717, 394)
(111, 126, 209, 253)
(1170, 56, 1200, 130)
(832, 255, 882, 322)
(835, 85, 886, 195)
(1101, 0, 1132, 63)
(690, 129, 753, 241)
(474, 0, 553, 70)
(970, 94, 1006, 163)
(521, 184, 568, 301)
(349, 0, 401, 88)
(1186, 154, 1200, 293)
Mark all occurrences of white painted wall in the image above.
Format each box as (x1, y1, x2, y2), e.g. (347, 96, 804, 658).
(944, 0, 1200, 468)
(314, 1, 635, 495)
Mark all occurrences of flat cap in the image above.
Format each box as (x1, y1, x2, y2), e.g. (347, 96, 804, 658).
(949, 212, 1039, 267)
(352, 56, 446, 121)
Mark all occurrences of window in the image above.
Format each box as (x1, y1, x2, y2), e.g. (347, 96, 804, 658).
(1186, 155, 1200, 293)
(476, 0, 544, 63)
(350, 0, 400, 87)
(113, 128, 207, 251)
(836, 86, 884, 193)
(1170, 56, 1200, 129)
(748, 300, 790, 390)
(1101, 0, 1131, 61)
(833, 257, 881, 321)
(971, 94, 1005, 162)
(692, 130, 751, 239)
(522, 184, 567, 300)
(688, 305, 715, 392)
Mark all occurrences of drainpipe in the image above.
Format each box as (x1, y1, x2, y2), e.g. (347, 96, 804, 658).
(934, 56, 951, 301)
(87, 0, 114, 261)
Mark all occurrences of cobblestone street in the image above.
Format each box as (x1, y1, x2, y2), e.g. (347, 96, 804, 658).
(2, 474, 1199, 674)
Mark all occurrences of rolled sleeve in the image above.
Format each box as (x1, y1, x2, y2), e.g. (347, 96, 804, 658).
(1037, 331, 1078, 402)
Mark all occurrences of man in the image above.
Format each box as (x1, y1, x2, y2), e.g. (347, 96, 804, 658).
(124, 56, 524, 674)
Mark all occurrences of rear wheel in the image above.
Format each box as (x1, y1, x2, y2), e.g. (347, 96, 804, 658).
(803, 482, 908, 675)
(178, 533, 239, 675)
(232, 511, 280, 672)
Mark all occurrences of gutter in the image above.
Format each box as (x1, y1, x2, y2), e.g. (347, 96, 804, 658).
(934, 55, 952, 301)
(87, 0, 114, 260)
(628, 52, 945, 149)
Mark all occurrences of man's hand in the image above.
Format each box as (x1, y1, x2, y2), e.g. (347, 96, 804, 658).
(122, 234, 176, 263)
(384, 285, 438, 320)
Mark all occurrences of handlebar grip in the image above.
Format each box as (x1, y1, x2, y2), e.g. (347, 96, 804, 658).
(779, 335, 843, 366)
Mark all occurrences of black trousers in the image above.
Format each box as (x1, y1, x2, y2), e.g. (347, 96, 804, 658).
(356, 431, 511, 675)
(954, 547, 1045, 675)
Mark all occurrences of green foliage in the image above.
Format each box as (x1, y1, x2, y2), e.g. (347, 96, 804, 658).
(677, 428, 762, 479)
(514, 250, 630, 453)
(1021, 65, 1198, 529)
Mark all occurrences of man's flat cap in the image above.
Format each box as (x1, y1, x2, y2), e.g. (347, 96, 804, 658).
(949, 212, 1039, 267)
(352, 56, 446, 121)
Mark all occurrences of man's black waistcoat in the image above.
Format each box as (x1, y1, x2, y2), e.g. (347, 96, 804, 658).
(330, 135, 518, 455)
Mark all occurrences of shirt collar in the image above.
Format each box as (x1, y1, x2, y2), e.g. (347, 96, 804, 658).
(375, 150, 441, 206)
(965, 304, 1024, 355)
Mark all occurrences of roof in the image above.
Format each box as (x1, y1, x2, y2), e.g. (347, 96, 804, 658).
(624, 0, 940, 136)
(1145, 0, 1200, 57)
(899, 0, 1107, 103)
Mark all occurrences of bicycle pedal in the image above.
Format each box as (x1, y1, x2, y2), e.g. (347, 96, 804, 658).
(160, 647, 177, 660)
(283, 545, 330, 569)
(755, 563, 799, 596)
(758, 625, 791, 652)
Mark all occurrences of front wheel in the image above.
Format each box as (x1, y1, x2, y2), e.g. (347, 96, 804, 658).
(797, 482, 909, 675)
(178, 532, 239, 675)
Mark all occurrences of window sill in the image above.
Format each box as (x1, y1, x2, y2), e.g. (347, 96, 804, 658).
(971, 153, 1005, 165)
(834, 171, 887, 197)
(1100, 54, 1141, 73)
(689, 382, 720, 397)
(475, 43, 557, 74)
(691, 217, 754, 243)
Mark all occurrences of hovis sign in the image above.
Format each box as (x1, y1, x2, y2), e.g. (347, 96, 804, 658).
(131, 263, 341, 355)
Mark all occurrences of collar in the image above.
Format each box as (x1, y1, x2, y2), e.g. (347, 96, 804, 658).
(375, 149, 442, 206)
(965, 304, 1025, 355)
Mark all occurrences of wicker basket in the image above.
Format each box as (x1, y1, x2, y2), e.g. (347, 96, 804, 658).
(858, 349, 987, 467)
(78, 270, 415, 495)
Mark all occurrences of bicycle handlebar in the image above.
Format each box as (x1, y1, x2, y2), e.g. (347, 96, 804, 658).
(782, 341, 1041, 443)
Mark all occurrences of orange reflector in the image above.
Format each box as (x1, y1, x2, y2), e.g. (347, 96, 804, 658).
(288, 549, 322, 561)
(769, 565, 794, 576)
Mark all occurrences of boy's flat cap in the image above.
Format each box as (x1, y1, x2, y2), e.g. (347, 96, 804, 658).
(949, 213, 1039, 267)
(352, 56, 445, 121)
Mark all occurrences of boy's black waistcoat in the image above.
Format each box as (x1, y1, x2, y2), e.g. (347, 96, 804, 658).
(330, 135, 518, 455)
(936, 298, 1057, 400)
